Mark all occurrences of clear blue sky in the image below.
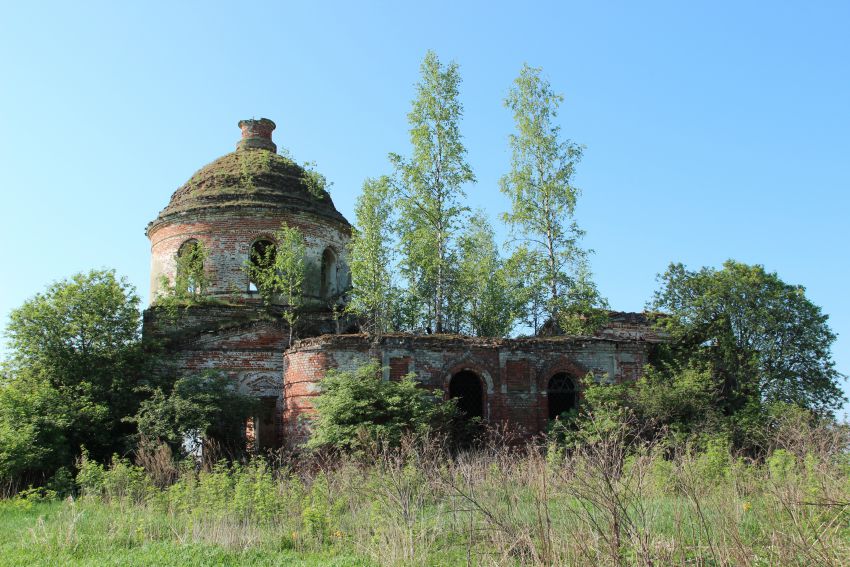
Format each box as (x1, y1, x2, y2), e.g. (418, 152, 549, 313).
(1, 1, 848, 414)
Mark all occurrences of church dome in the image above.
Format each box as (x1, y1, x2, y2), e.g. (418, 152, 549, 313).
(147, 118, 348, 233)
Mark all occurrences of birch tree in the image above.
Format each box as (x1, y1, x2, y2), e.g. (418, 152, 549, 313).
(456, 213, 516, 337)
(501, 64, 606, 333)
(391, 51, 475, 333)
(245, 223, 306, 345)
(347, 176, 397, 336)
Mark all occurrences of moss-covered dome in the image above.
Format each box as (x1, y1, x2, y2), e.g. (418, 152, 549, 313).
(148, 119, 349, 233)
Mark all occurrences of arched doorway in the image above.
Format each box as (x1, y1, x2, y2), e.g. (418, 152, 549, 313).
(547, 372, 577, 420)
(449, 370, 484, 420)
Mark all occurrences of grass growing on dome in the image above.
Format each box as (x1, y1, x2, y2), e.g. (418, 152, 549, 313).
(156, 149, 340, 222)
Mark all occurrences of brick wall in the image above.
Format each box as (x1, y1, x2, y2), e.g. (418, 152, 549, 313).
(147, 208, 351, 305)
(282, 333, 658, 447)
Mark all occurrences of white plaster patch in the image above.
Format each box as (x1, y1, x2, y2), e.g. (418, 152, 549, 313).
(239, 371, 282, 396)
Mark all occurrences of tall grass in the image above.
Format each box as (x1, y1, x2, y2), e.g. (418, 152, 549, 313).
(4, 415, 849, 566)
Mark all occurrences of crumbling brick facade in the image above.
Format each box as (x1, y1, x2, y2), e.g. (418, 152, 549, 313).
(144, 118, 662, 450)
(282, 330, 661, 446)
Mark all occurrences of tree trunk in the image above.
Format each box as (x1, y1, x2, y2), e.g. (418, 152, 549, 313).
(436, 232, 443, 333)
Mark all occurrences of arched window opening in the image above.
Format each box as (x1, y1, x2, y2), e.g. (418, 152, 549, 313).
(176, 239, 206, 295)
(320, 248, 337, 298)
(449, 370, 484, 420)
(177, 239, 199, 256)
(248, 239, 276, 293)
(547, 372, 577, 420)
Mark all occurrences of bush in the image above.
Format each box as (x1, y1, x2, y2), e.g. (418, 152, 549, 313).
(307, 362, 457, 452)
(692, 434, 733, 482)
(75, 451, 151, 504)
(767, 449, 797, 482)
(75, 449, 106, 497)
(233, 460, 279, 521)
(46, 467, 74, 498)
(101, 456, 152, 504)
(131, 371, 257, 458)
(0, 370, 70, 493)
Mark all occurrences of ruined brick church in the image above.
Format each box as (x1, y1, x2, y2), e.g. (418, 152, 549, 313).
(144, 118, 662, 449)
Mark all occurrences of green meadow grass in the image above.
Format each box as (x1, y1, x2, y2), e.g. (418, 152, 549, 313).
(0, 501, 373, 567)
(2, 432, 848, 566)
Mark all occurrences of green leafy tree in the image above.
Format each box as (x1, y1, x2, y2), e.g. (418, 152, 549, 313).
(245, 223, 307, 345)
(504, 245, 548, 334)
(2, 269, 155, 474)
(131, 371, 257, 458)
(500, 64, 607, 333)
(391, 50, 476, 333)
(0, 368, 70, 491)
(455, 213, 517, 337)
(651, 260, 846, 424)
(348, 176, 398, 336)
(307, 361, 456, 451)
(390, 288, 428, 335)
(558, 260, 609, 335)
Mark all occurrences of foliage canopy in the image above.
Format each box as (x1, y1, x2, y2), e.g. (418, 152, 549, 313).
(651, 260, 845, 418)
(132, 371, 257, 457)
(1, 270, 155, 487)
(347, 176, 397, 335)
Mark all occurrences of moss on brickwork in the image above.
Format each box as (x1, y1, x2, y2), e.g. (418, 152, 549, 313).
(143, 303, 350, 350)
(150, 149, 347, 232)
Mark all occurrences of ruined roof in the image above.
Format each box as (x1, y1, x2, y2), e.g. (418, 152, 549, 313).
(289, 324, 666, 353)
(148, 118, 349, 233)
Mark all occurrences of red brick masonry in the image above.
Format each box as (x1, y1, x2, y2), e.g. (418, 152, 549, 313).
(283, 326, 662, 447)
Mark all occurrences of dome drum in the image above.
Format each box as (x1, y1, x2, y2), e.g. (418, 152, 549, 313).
(147, 119, 351, 307)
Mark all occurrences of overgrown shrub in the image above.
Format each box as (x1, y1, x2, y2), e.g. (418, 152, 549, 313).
(76, 451, 151, 504)
(306, 362, 457, 452)
(131, 371, 257, 458)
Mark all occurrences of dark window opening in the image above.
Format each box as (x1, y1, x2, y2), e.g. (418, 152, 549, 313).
(449, 370, 484, 420)
(248, 239, 276, 293)
(548, 372, 577, 420)
(320, 248, 337, 298)
(255, 397, 277, 452)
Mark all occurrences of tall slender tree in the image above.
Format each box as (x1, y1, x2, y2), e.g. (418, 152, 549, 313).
(500, 64, 606, 333)
(391, 50, 475, 333)
(245, 224, 306, 345)
(455, 213, 516, 337)
(272, 225, 307, 346)
(503, 245, 548, 334)
(347, 176, 397, 336)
